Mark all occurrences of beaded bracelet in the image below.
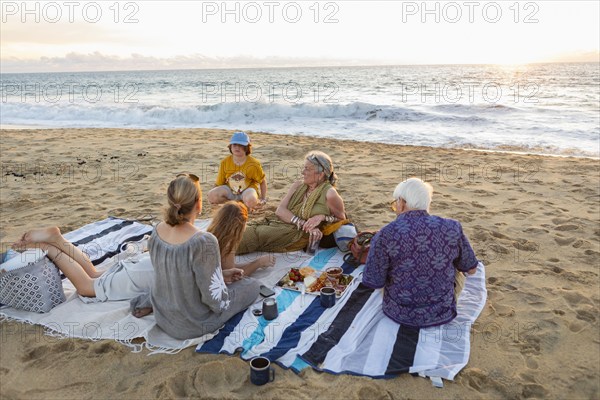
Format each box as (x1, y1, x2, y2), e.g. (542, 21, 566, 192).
(324, 215, 337, 223)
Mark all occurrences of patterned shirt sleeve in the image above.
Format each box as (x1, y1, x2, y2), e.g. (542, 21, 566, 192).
(454, 224, 479, 272)
(362, 230, 390, 289)
(193, 234, 231, 312)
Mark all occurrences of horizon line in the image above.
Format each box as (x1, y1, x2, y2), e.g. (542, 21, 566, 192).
(2, 60, 598, 75)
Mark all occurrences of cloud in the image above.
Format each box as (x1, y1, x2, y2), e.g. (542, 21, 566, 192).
(1, 50, 598, 74)
(0, 52, 384, 73)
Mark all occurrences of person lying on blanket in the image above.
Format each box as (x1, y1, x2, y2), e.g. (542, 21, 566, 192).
(12, 227, 152, 302)
(207, 201, 275, 275)
(143, 174, 262, 340)
(362, 177, 479, 329)
(237, 150, 349, 254)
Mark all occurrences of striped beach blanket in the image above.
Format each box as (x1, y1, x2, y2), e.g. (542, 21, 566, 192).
(197, 248, 487, 382)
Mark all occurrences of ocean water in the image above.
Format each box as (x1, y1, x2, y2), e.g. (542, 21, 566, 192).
(1, 63, 598, 157)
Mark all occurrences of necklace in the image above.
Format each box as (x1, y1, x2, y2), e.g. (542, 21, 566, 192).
(300, 185, 317, 218)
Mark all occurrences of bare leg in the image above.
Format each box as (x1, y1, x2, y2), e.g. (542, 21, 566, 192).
(242, 190, 259, 211)
(13, 226, 100, 279)
(35, 242, 96, 297)
(208, 186, 232, 205)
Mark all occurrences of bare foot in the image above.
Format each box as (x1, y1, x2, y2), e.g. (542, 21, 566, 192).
(132, 307, 153, 318)
(12, 227, 61, 249)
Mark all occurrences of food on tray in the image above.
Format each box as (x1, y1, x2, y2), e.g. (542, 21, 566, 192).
(299, 266, 316, 277)
(288, 268, 304, 282)
(277, 267, 354, 298)
(338, 274, 353, 286)
(307, 272, 329, 293)
(303, 276, 317, 288)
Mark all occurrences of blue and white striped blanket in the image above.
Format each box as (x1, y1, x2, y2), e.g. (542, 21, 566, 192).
(197, 248, 487, 381)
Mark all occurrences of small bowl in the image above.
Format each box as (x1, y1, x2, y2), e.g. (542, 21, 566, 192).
(326, 267, 343, 284)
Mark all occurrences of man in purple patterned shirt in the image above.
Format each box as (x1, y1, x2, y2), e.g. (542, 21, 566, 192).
(363, 178, 479, 328)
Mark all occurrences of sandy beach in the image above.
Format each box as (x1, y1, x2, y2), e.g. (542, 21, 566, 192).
(0, 128, 598, 399)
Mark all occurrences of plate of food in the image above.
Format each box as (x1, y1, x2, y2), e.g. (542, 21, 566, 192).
(276, 266, 354, 298)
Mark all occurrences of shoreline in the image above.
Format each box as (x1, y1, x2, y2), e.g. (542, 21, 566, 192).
(1, 125, 597, 160)
(1, 127, 598, 399)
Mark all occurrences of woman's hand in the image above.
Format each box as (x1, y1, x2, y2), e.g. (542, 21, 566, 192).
(303, 215, 325, 232)
(223, 268, 244, 284)
(258, 254, 276, 269)
(308, 228, 323, 242)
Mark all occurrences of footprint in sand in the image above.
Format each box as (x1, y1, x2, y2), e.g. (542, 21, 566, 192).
(490, 230, 509, 239)
(523, 228, 549, 235)
(575, 309, 597, 323)
(554, 236, 575, 246)
(568, 321, 585, 333)
(513, 239, 538, 251)
(522, 383, 549, 398)
(571, 239, 588, 248)
(489, 303, 515, 317)
(555, 224, 579, 231)
(461, 368, 515, 397)
(550, 266, 564, 274)
(191, 360, 248, 398)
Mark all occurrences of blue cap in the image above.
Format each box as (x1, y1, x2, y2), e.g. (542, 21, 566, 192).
(230, 131, 250, 146)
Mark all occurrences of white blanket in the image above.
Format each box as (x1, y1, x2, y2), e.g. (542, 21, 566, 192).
(0, 218, 313, 354)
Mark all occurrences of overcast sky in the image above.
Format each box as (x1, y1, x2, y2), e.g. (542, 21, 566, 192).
(1, 0, 599, 72)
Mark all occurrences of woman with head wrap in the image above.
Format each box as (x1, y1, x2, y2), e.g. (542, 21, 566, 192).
(237, 151, 348, 254)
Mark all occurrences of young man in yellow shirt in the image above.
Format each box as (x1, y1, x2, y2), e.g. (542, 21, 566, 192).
(208, 132, 267, 210)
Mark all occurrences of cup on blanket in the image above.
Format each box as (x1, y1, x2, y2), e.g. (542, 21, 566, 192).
(325, 267, 343, 285)
(262, 298, 278, 320)
(250, 356, 275, 385)
(320, 287, 336, 308)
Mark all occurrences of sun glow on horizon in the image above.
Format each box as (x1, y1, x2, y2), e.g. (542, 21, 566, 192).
(0, 1, 598, 73)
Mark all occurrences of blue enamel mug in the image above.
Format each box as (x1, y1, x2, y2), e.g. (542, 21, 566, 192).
(320, 287, 336, 308)
(250, 356, 275, 385)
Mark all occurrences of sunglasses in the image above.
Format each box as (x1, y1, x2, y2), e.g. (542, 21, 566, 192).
(176, 173, 200, 182)
(390, 199, 399, 212)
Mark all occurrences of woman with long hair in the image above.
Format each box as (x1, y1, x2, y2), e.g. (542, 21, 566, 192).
(207, 201, 275, 276)
(147, 174, 261, 340)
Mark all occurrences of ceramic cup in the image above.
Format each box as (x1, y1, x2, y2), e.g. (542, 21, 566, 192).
(320, 287, 336, 308)
(250, 357, 275, 385)
(325, 267, 343, 285)
(262, 297, 278, 320)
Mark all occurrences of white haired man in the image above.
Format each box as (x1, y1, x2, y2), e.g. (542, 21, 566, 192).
(363, 178, 479, 328)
